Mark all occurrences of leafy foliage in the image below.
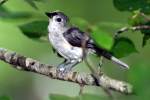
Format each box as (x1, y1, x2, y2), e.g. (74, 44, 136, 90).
(111, 37, 137, 58)
(0, 6, 32, 19)
(24, 0, 44, 9)
(50, 94, 77, 100)
(97, 22, 125, 29)
(0, 0, 7, 5)
(71, 17, 89, 31)
(91, 26, 114, 50)
(130, 16, 150, 47)
(128, 10, 148, 26)
(141, 22, 150, 46)
(19, 20, 48, 38)
(127, 62, 150, 99)
(114, 0, 150, 47)
(0, 96, 10, 100)
(50, 94, 107, 100)
(128, 11, 150, 47)
(81, 94, 107, 100)
(1, 0, 150, 99)
(113, 0, 150, 14)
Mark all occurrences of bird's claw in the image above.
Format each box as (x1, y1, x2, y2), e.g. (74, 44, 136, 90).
(56, 67, 71, 77)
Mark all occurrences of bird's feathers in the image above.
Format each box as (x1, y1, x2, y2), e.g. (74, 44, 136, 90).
(63, 27, 88, 47)
(63, 27, 129, 69)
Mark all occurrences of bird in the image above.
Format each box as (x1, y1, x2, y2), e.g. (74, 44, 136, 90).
(45, 11, 129, 74)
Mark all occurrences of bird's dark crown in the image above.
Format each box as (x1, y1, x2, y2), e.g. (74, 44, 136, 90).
(45, 11, 69, 21)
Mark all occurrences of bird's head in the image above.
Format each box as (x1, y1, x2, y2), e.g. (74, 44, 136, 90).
(45, 11, 69, 27)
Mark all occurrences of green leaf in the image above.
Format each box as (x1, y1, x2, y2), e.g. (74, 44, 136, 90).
(0, 0, 8, 5)
(142, 34, 150, 47)
(1, 12, 32, 19)
(128, 10, 148, 26)
(97, 22, 126, 29)
(90, 26, 114, 50)
(81, 94, 107, 100)
(97, 22, 127, 36)
(0, 6, 32, 19)
(0, 6, 7, 12)
(127, 62, 150, 97)
(0, 6, 10, 17)
(24, 0, 38, 9)
(0, 96, 10, 100)
(49, 94, 107, 100)
(111, 37, 137, 58)
(50, 94, 78, 100)
(113, 0, 150, 14)
(19, 20, 48, 38)
(71, 17, 89, 31)
(141, 22, 150, 47)
(24, 0, 45, 9)
(128, 12, 150, 47)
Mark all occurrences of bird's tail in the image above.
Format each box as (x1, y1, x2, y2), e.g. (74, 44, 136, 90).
(94, 47, 129, 69)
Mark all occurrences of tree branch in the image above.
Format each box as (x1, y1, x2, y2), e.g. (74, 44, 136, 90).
(0, 48, 132, 94)
(115, 25, 150, 37)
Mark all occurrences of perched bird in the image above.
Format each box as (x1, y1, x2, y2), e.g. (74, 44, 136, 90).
(46, 11, 129, 74)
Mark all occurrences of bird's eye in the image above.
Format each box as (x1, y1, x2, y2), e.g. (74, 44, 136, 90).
(56, 18, 62, 22)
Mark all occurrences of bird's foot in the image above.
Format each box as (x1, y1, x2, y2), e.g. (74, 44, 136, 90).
(56, 66, 71, 77)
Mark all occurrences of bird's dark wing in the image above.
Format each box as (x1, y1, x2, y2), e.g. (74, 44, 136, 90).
(63, 27, 91, 47)
(63, 27, 112, 58)
(63, 27, 129, 69)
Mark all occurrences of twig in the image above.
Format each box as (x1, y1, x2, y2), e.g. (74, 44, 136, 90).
(79, 84, 84, 95)
(0, 48, 132, 94)
(115, 25, 150, 37)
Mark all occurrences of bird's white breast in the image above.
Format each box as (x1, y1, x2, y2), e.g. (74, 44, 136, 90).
(48, 24, 83, 61)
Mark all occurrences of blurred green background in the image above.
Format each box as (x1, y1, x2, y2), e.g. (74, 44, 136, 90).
(0, 0, 150, 100)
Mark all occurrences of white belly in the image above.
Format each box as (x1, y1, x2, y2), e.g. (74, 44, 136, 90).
(48, 32, 83, 61)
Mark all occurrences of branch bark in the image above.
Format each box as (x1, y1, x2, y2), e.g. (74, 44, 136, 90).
(0, 48, 132, 94)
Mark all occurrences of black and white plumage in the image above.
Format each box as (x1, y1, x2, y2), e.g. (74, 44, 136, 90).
(46, 11, 129, 74)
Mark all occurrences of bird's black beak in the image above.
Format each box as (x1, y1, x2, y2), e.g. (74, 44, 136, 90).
(45, 12, 53, 18)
